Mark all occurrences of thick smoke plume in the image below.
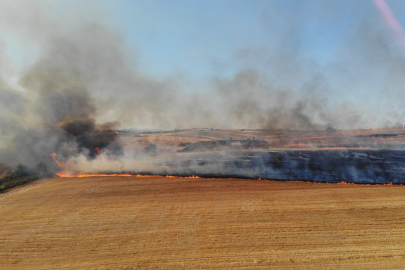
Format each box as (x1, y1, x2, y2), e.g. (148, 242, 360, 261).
(1, 0, 405, 179)
(0, 64, 122, 174)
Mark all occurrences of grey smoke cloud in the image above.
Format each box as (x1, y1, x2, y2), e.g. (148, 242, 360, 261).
(0, 0, 404, 173)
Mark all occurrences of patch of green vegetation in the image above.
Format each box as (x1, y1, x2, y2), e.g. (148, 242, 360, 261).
(0, 164, 39, 193)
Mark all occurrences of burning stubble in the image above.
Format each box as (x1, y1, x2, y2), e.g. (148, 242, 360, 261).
(1, 1, 405, 182)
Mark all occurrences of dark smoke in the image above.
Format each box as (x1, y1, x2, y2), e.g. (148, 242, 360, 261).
(60, 118, 121, 158)
(0, 64, 122, 173)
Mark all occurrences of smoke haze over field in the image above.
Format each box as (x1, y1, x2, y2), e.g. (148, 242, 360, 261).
(1, 0, 405, 174)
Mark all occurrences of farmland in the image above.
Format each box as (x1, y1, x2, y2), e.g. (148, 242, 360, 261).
(1, 176, 405, 269)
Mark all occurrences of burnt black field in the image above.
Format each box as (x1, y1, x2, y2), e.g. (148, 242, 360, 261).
(154, 150, 405, 184)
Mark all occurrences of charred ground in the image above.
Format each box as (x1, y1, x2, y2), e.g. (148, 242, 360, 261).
(4, 127, 405, 191)
(99, 128, 405, 184)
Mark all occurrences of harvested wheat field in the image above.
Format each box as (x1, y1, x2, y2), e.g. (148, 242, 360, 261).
(1, 176, 405, 269)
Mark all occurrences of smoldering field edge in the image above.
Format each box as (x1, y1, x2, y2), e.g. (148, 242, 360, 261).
(48, 128, 405, 184)
(2, 1, 405, 183)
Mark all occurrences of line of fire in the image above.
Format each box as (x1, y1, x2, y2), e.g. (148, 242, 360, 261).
(43, 127, 405, 185)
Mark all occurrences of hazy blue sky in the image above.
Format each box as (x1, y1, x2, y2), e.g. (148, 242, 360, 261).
(2, 0, 405, 129)
(3, 1, 401, 80)
(103, 1, 391, 79)
(105, 0, 403, 79)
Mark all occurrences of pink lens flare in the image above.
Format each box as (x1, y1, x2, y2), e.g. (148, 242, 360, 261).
(373, 0, 405, 46)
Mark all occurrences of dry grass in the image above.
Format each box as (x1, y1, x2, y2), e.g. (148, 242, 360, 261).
(120, 128, 405, 152)
(1, 176, 405, 269)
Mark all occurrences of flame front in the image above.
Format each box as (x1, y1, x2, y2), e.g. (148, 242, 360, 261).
(55, 173, 202, 178)
(50, 153, 65, 170)
(57, 173, 154, 178)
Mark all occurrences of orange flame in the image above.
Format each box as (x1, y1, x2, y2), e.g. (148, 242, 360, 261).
(337, 181, 356, 185)
(166, 175, 201, 179)
(50, 153, 65, 169)
(56, 173, 164, 178)
(56, 173, 204, 178)
(53, 172, 401, 185)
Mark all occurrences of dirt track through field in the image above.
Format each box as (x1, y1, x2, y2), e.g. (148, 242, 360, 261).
(1, 176, 405, 269)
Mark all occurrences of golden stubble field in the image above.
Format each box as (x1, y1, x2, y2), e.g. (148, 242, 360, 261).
(1, 176, 405, 269)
